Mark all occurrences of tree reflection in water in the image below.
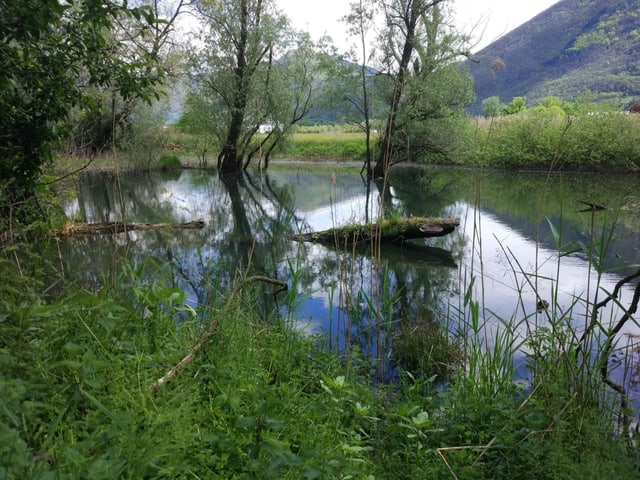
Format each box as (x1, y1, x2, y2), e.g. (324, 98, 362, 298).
(58, 167, 640, 387)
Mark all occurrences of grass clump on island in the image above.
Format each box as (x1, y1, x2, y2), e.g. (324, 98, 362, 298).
(2, 238, 639, 479)
(157, 153, 182, 170)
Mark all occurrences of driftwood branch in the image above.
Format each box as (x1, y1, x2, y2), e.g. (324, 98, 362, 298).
(57, 219, 205, 237)
(150, 275, 287, 393)
(289, 217, 460, 245)
(593, 267, 640, 443)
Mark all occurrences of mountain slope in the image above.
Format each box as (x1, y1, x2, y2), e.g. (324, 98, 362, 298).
(466, 0, 640, 114)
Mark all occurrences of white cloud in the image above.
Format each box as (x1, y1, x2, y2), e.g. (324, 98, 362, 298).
(276, 0, 560, 51)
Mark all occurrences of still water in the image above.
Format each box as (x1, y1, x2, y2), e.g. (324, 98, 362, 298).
(61, 165, 640, 392)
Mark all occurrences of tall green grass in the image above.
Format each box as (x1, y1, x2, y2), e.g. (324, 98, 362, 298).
(428, 181, 640, 478)
(462, 107, 640, 171)
(279, 132, 369, 161)
(313, 161, 640, 478)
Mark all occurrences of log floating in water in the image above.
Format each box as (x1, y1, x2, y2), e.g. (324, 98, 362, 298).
(290, 217, 460, 245)
(57, 219, 205, 237)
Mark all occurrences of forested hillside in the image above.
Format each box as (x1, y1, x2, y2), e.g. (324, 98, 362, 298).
(466, 0, 640, 114)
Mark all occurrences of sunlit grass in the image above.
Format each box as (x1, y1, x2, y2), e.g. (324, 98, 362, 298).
(279, 131, 370, 161)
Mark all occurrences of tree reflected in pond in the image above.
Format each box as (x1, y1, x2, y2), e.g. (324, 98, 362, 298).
(58, 166, 640, 384)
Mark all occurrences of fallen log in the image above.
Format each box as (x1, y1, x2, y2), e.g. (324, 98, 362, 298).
(289, 217, 460, 245)
(57, 219, 205, 237)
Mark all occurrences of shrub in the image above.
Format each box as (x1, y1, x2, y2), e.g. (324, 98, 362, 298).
(470, 102, 640, 171)
(118, 100, 169, 171)
(480, 108, 569, 169)
(560, 111, 640, 170)
(158, 153, 182, 170)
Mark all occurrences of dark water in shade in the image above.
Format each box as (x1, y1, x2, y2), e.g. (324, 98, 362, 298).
(59, 165, 640, 405)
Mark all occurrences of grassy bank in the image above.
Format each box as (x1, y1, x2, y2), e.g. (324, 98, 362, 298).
(279, 131, 369, 161)
(2, 235, 639, 478)
(162, 102, 640, 172)
(462, 108, 640, 171)
(163, 127, 370, 163)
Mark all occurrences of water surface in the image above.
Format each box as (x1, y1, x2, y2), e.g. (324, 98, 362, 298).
(61, 166, 640, 392)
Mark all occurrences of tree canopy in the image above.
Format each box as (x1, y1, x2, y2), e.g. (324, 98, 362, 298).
(372, 0, 474, 177)
(187, 0, 319, 174)
(0, 0, 165, 225)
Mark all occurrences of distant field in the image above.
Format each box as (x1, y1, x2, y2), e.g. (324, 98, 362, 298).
(162, 127, 371, 162)
(281, 131, 369, 160)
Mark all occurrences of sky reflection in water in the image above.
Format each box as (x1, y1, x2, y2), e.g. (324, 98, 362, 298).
(64, 168, 640, 398)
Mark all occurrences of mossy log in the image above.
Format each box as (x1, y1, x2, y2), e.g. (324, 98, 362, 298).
(57, 219, 205, 237)
(290, 217, 460, 245)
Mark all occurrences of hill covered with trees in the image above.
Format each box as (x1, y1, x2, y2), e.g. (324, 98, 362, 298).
(466, 0, 640, 114)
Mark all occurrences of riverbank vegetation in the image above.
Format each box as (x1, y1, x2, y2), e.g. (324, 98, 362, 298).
(465, 97, 640, 171)
(3, 1, 640, 477)
(2, 216, 639, 477)
(163, 98, 640, 172)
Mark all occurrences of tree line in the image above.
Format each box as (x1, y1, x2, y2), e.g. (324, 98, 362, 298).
(0, 0, 474, 229)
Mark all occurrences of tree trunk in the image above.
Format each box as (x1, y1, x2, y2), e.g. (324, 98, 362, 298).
(218, 115, 244, 174)
(372, 0, 447, 179)
(218, 0, 251, 175)
(373, 2, 419, 179)
(56, 220, 205, 236)
(289, 217, 459, 246)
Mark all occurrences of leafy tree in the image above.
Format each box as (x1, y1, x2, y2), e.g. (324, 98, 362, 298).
(0, 0, 164, 226)
(394, 62, 474, 163)
(482, 96, 503, 118)
(191, 0, 308, 174)
(541, 96, 564, 109)
(69, 0, 188, 156)
(343, 0, 379, 175)
(373, 0, 473, 177)
(503, 96, 527, 115)
(249, 32, 317, 170)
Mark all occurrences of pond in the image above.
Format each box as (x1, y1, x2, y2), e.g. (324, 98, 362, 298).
(60, 165, 640, 400)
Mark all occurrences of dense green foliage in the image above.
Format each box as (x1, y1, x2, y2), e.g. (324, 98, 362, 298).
(0, 0, 163, 225)
(462, 100, 640, 171)
(0, 250, 372, 478)
(2, 235, 639, 478)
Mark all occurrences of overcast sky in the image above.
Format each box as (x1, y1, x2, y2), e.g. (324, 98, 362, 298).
(277, 0, 560, 52)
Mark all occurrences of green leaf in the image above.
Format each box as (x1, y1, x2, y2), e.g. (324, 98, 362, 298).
(79, 388, 128, 431)
(236, 416, 258, 429)
(411, 410, 431, 428)
(65, 447, 85, 465)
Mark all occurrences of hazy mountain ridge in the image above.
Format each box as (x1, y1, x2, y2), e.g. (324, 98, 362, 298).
(466, 0, 640, 114)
